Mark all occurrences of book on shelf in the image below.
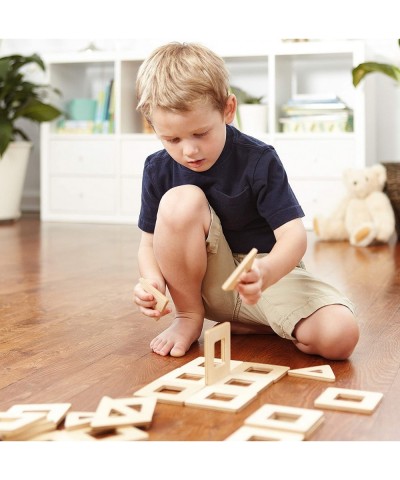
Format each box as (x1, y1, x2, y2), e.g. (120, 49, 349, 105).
(280, 93, 353, 133)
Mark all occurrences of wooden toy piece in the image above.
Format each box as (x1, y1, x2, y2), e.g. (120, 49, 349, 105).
(314, 387, 384, 414)
(139, 277, 169, 315)
(204, 322, 231, 386)
(7, 403, 71, 427)
(222, 248, 258, 291)
(0, 412, 48, 440)
(225, 425, 304, 441)
(214, 371, 275, 395)
(244, 404, 325, 439)
(133, 378, 204, 405)
(184, 383, 257, 413)
(90, 396, 156, 432)
(64, 412, 95, 431)
(231, 362, 290, 383)
(30, 426, 149, 441)
(288, 364, 335, 382)
(178, 356, 243, 374)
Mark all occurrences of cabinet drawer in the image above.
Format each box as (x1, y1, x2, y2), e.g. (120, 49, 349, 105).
(50, 178, 116, 213)
(274, 138, 356, 179)
(49, 140, 117, 175)
(121, 138, 163, 176)
(121, 177, 142, 217)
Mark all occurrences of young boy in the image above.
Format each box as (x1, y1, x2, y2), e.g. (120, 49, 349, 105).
(133, 42, 359, 360)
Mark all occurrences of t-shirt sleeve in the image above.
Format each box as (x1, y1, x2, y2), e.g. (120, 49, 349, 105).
(138, 161, 160, 233)
(253, 147, 304, 230)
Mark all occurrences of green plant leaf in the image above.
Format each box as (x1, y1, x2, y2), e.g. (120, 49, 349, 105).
(352, 62, 400, 86)
(14, 98, 62, 122)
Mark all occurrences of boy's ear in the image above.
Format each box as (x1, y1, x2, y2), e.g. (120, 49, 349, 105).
(224, 94, 237, 124)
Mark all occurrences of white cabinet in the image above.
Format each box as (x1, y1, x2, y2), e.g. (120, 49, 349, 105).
(40, 41, 372, 228)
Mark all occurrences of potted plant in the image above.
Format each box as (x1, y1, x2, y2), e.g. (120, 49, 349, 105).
(352, 39, 400, 238)
(230, 85, 268, 134)
(0, 53, 62, 221)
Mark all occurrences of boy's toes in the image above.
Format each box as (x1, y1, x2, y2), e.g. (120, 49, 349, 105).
(170, 342, 187, 357)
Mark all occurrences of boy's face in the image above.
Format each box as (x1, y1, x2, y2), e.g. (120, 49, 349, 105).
(150, 96, 236, 172)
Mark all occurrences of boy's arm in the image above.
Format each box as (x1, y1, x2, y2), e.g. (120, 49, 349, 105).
(135, 231, 171, 317)
(236, 218, 307, 305)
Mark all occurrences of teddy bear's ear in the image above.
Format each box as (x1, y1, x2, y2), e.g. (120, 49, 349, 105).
(371, 164, 387, 185)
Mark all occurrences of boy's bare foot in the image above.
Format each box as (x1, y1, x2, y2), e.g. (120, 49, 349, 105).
(150, 315, 204, 357)
(230, 322, 274, 335)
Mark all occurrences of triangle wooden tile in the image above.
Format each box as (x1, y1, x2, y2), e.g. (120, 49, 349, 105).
(0, 412, 48, 440)
(90, 396, 156, 432)
(7, 403, 72, 426)
(288, 365, 335, 382)
(64, 412, 95, 431)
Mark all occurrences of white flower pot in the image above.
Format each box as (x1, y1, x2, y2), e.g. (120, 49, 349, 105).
(238, 104, 268, 134)
(0, 142, 32, 221)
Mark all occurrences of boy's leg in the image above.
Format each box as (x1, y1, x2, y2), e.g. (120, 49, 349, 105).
(151, 185, 210, 357)
(293, 305, 359, 360)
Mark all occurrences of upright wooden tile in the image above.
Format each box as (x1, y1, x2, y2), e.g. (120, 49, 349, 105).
(204, 322, 231, 385)
(314, 387, 383, 414)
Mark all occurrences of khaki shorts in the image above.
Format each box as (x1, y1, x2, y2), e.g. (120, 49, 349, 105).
(202, 208, 355, 341)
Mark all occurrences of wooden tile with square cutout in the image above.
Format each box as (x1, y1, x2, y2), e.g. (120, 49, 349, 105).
(185, 383, 257, 412)
(214, 371, 274, 395)
(288, 364, 335, 382)
(30, 426, 149, 441)
(314, 387, 383, 414)
(225, 425, 304, 441)
(204, 322, 231, 385)
(245, 404, 324, 438)
(133, 378, 204, 405)
(0, 412, 48, 440)
(231, 362, 290, 383)
(7, 403, 71, 427)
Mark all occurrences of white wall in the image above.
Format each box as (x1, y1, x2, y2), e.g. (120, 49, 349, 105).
(1, 38, 399, 212)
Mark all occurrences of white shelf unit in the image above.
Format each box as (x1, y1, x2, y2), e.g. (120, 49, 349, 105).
(40, 41, 373, 228)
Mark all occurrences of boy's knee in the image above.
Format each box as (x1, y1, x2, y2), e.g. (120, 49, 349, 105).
(320, 311, 359, 360)
(158, 185, 209, 230)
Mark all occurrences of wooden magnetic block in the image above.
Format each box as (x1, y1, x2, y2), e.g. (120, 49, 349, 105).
(31, 426, 149, 441)
(185, 383, 257, 412)
(64, 412, 95, 431)
(288, 364, 335, 382)
(215, 371, 274, 395)
(133, 378, 204, 405)
(0, 412, 48, 440)
(231, 362, 290, 383)
(204, 322, 231, 385)
(314, 387, 384, 414)
(139, 277, 169, 314)
(7, 403, 71, 427)
(179, 356, 242, 375)
(222, 248, 258, 291)
(90, 396, 157, 432)
(225, 425, 304, 441)
(245, 404, 325, 438)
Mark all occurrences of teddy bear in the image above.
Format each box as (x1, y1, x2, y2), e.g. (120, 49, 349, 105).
(313, 164, 396, 247)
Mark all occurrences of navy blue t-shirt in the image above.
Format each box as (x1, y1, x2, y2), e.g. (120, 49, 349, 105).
(138, 124, 304, 253)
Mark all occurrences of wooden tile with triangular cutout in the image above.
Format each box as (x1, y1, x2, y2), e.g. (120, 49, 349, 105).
(288, 364, 335, 382)
(64, 412, 95, 431)
(90, 396, 156, 432)
(7, 403, 71, 427)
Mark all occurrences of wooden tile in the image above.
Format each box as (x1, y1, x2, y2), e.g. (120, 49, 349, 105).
(231, 362, 290, 383)
(133, 378, 204, 405)
(245, 404, 325, 438)
(204, 322, 231, 385)
(314, 387, 384, 414)
(222, 248, 258, 291)
(185, 383, 257, 412)
(7, 403, 71, 427)
(0, 412, 48, 440)
(64, 412, 95, 431)
(139, 277, 169, 314)
(225, 425, 304, 441)
(288, 365, 335, 382)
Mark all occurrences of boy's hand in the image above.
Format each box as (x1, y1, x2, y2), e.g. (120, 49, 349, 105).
(235, 259, 263, 305)
(133, 279, 172, 319)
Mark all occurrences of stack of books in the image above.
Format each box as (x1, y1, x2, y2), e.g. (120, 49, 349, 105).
(279, 94, 353, 133)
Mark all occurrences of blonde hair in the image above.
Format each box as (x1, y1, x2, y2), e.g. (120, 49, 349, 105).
(136, 42, 230, 121)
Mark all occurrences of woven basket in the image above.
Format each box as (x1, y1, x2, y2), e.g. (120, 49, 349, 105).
(382, 162, 400, 239)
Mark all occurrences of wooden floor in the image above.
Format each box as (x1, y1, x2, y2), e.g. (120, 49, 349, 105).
(1, 214, 400, 442)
